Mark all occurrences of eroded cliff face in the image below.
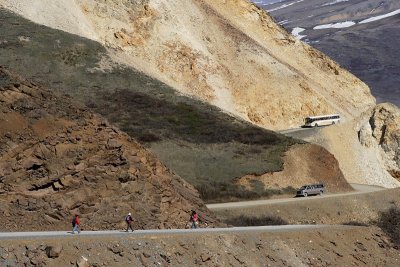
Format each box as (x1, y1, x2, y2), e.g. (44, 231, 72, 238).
(309, 104, 400, 188)
(1, 0, 375, 130)
(0, 67, 217, 231)
(359, 103, 400, 181)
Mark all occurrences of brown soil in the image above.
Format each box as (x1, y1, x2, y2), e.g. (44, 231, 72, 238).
(1, 226, 398, 266)
(0, 66, 218, 231)
(237, 144, 353, 193)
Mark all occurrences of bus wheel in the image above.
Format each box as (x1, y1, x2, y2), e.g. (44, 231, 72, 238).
(332, 121, 335, 125)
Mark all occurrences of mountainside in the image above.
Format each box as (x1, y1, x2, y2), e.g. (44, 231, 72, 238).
(0, 7, 357, 201)
(1, 0, 375, 131)
(0, 0, 398, 191)
(0, 67, 218, 231)
(262, 0, 400, 106)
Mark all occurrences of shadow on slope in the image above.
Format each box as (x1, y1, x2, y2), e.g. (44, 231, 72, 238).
(0, 9, 299, 202)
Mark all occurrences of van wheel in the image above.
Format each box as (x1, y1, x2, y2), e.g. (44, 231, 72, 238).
(315, 123, 319, 127)
(303, 193, 308, 197)
(319, 191, 323, 196)
(332, 121, 335, 125)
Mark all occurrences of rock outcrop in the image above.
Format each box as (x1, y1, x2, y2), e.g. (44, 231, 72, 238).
(359, 103, 400, 180)
(305, 104, 400, 188)
(0, 67, 217, 231)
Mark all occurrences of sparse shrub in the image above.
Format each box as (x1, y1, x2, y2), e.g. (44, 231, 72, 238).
(248, 147, 262, 154)
(224, 214, 287, 226)
(197, 180, 297, 203)
(280, 186, 297, 195)
(138, 132, 161, 143)
(85, 100, 98, 108)
(377, 206, 400, 245)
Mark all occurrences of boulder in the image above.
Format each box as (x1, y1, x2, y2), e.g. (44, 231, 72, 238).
(76, 256, 89, 267)
(45, 245, 62, 258)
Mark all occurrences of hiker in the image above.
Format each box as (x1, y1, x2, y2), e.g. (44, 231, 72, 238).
(72, 214, 81, 234)
(125, 212, 134, 232)
(189, 210, 199, 229)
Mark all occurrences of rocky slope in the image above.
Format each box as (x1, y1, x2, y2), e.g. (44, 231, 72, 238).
(358, 103, 400, 181)
(1, 226, 399, 266)
(322, 103, 400, 187)
(1, 0, 375, 130)
(0, 67, 217, 231)
(286, 106, 400, 188)
(0, 8, 355, 202)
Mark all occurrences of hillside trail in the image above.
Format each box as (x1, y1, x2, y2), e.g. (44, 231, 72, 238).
(206, 183, 385, 210)
(0, 225, 353, 241)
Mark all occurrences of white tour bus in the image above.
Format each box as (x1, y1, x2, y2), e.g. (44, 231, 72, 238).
(303, 114, 340, 127)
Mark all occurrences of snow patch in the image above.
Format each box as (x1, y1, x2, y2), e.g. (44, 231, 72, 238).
(268, 0, 304, 12)
(359, 9, 400, 24)
(313, 21, 355, 29)
(278, 19, 291, 25)
(252, 0, 283, 6)
(291, 27, 307, 40)
(322, 0, 349, 7)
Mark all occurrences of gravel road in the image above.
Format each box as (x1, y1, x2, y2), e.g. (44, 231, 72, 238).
(207, 184, 385, 210)
(0, 225, 355, 241)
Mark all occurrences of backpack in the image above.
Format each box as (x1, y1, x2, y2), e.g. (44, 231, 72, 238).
(72, 218, 76, 227)
(190, 214, 198, 222)
(125, 215, 132, 223)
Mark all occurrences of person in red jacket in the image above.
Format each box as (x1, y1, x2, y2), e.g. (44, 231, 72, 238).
(189, 210, 199, 229)
(72, 214, 81, 234)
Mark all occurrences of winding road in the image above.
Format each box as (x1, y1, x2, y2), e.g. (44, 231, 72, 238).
(0, 185, 384, 241)
(206, 184, 384, 210)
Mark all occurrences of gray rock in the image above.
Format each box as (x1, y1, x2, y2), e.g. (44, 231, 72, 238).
(76, 256, 89, 267)
(45, 244, 62, 258)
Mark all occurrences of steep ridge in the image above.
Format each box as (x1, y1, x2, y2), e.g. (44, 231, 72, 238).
(0, 9, 301, 202)
(1, 0, 375, 130)
(0, 67, 218, 231)
(0, 1, 394, 192)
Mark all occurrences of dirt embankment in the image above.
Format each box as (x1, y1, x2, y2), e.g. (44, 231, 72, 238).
(237, 143, 353, 193)
(0, 66, 218, 231)
(1, 226, 398, 266)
